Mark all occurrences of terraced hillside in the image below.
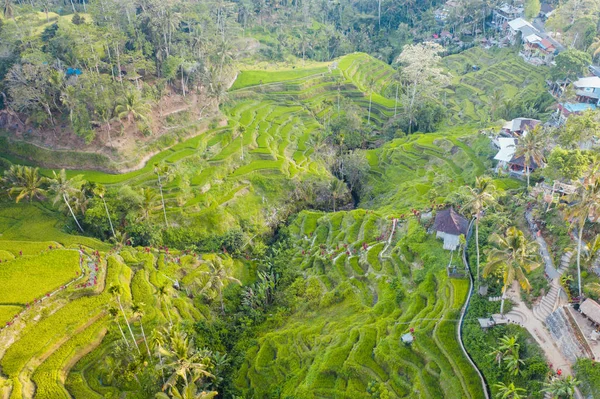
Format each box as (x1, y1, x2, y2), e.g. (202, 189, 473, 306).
(234, 210, 484, 398)
(362, 127, 498, 213)
(0, 229, 246, 399)
(441, 47, 550, 124)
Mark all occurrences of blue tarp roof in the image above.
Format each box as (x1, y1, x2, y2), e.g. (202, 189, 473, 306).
(562, 102, 597, 112)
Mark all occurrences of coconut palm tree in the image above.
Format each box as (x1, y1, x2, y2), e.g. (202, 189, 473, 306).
(48, 169, 84, 232)
(566, 168, 600, 298)
(483, 227, 541, 315)
(139, 187, 160, 221)
(494, 382, 526, 399)
(463, 176, 496, 281)
(60, 86, 77, 124)
(236, 125, 246, 160)
(514, 126, 545, 190)
(115, 90, 151, 125)
(198, 257, 242, 313)
(92, 183, 116, 238)
(108, 284, 141, 355)
(3, 165, 47, 203)
(150, 328, 166, 384)
(543, 375, 580, 399)
(330, 178, 346, 212)
(157, 285, 174, 326)
(153, 163, 171, 227)
(366, 77, 375, 124)
(108, 306, 130, 348)
(131, 303, 151, 358)
(158, 329, 216, 395)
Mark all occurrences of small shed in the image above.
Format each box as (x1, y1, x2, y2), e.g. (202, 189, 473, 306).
(478, 318, 496, 330)
(401, 332, 414, 344)
(434, 207, 469, 251)
(580, 299, 600, 326)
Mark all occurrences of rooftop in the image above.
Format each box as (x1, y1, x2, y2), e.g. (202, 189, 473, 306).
(434, 207, 469, 236)
(580, 299, 600, 325)
(573, 76, 600, 89)
(494, 137, 516, 163)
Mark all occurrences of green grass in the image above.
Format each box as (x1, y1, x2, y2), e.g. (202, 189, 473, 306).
(231, 67, 331, 90)
(235, 212, 484, 398)
(0, 304, 22, 325)
(0, 250, 80, 304)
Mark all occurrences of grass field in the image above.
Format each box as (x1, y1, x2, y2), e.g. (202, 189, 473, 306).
(0, 250, 80, 304)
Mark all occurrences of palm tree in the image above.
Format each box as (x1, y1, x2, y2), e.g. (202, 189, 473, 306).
(330, 178, 346, 212)
(153, 163, 170, 227)
(543, 375, 580, 399)
(150, 328, 166, 384)
(463, 176, 496, 281)
(3, 165, 47, 203)
(131, 303, 152, 358)
(157, 285, 174, 326)
(488, 334, 520, 366)
(198, 257, 242, 313)
(108, 284, 141, 355)
(366, 77, 375, 124)
(3, 0, 14, 19)
(92, 183, 116, 238)
(48, 169, 84, 232)
(108, 306, 130, 348)
(483, 227, 541, 315)
(236, 125, 246, 160)
(158, 329, 215, 395)
(139, 187, 160, 221)
(514, 127, 545, 190)
(494, 382, 526, 399)
(504, 351, 525, 376)
(567, 169, 600, 298)
(115, 90, 151, 125)
(60, 86, 77, 124)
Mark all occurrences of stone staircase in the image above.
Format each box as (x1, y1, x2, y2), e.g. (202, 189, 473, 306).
(558, 251, 573, 275)
(532, 251, 573, 323)
(533, 284, 560, 322)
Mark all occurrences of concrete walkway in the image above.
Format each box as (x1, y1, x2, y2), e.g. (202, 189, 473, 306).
(500, 282, 573, 374)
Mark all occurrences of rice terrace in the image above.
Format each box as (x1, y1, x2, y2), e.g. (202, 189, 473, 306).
(1, 1, 600, 399)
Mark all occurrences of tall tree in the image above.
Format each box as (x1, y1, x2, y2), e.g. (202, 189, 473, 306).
(330, 178, 347, 212)
(115, 90, 151, 125)
(131, 302, 152, 358)
(2, 165, 47, 203)
(48, 170, 84, 232)
(108, 284, 141, 355)
(514, 127, 545, 190)
(157, 329, 216, 396)
(108, 306, 131, 348)
(197, 256, 241, 313)
(396, 42, 450, 134)
(92, 183, 116, 238)
(153, 163, 170, 227)
(566, 166, 600, 298)
(483, 227, 541, 315)
(463, 176, 496, 282)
